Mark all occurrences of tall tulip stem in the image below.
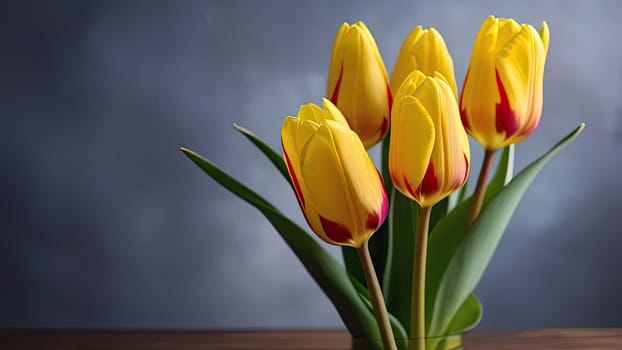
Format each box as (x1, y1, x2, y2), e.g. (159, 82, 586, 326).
(357, 241, 397, 350)
(466, 149, 496, 227)
(410, 205, 432, 347)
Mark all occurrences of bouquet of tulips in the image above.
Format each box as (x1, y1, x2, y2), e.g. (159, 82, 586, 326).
(182, 16, 584, 350)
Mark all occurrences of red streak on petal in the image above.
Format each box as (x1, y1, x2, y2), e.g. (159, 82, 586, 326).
(390, 171, 399, 186)
(283, 148, 305, 208)
(403, 174, 418, 199)
(459, 68, 471, 131)
(330, 63, 344, 105)
(495, 69, 519, 138)
(520, 120, 538, 138)
(319, 215, 352, 244)
(366, 212, 379, 231)
(386, 82, 393, 110)
(378, 117, 389, 137)
(377, 170, 389, 225)
(454, 153, 470, 191)
(415, 162, 440, 197)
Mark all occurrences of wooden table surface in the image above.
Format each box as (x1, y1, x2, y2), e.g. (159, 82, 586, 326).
(1, 329, 621, 349)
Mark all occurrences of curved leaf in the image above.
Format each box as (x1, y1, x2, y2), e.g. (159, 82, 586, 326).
(425, 197, 471, 332)
(426, 124, 584, 336)
(445, 293, 482, 334)
(430, 197, 449, 232)
(233, 123, 291, 184)
(181, 147, 381, 339)
(342, 247, 366, 288)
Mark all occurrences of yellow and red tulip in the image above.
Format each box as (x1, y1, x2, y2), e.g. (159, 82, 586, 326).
(460, 15, 550, 150)
(326, 21, 391, 148)
(390, 26, 457, 98)
(389, 71, 470, 208)
(281, 99, 389, 247)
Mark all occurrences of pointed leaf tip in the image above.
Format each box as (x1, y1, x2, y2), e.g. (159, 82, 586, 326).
(232, 124, 290, 182)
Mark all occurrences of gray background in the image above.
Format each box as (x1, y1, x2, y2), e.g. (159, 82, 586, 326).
(2, 0, 621, 329)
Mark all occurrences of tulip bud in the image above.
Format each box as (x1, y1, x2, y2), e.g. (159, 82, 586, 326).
(281, 98, 389, 247)
(390, 26, 457, 98)
(327, 22, 391, 148)
(460, 15, 550, 150)
(389, 71, 470, 208)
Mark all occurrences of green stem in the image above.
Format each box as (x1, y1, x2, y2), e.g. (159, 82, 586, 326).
(466, 149, 496, 227)
(410, 205, 432, 349)
(357, 241, 397, 350)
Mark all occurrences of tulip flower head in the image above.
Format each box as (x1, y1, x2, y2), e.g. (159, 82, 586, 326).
(281, 99, 389, 247)
(327, 22, 391, 148)
(390, 26, 457, 98)
(389, 71, 470, 208)
(460, 15, 550, 150)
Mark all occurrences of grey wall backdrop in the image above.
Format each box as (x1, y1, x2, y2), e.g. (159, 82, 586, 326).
(2, 0, 621, 329)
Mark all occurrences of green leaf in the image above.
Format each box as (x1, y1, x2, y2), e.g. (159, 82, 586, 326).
(425, 124, 584, 336)
(368, 223, 389, 285)
(430, 197, 449, 232)
(484, 144, 514, 203)
(233, 123, 291, 184)
(448, 182, 468, 212)
(455, 182, 469, 205)
(181, 147, 381, 339)
(342, 247, 366, 288)
(424, 197, 471, 333)
(382, 188, 418, 332)
(445, 293, 482, 334)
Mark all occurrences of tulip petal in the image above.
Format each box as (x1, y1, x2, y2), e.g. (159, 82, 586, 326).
(391, 26, 457, 98)
(495, 18, 521, 52)
(461, 16, 547, 150)
(392, 73, 469, 207)
(330, 122, 388, 232)
(494, 69, 520, 137)
(298, 103, 327, 124)
(321, 98, 350, 127)
(415, 28, 458, 96)
(389, 95, 435, 203)
(539, 21, 550, 54)
(327, 23, 349, 101)
(326, 22, 390, 148)
(299, 120, 387, 247)
(319, 215, 353, 245)
(340, 26, 389, 145)
(390, 25, 425, 94)
(495, 24, 546, 144)
(460, 17, 504, 147)
(431, 78, 471, 199)
(299, 121, 358, 246)
(392, 70, 427, 111)
(282, 117, 321, 207)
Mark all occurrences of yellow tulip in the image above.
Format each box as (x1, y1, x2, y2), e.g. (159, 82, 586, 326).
(390, 26, 457, 98)
(460, 15, 550, 149)
(326, 22, 391, 148)
(281, 98, 389, 247)
(389, 71, 470, 208)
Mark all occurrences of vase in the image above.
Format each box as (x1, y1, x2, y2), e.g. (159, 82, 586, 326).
(350, 334, 463, 350)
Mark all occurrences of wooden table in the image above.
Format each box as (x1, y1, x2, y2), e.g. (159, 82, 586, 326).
(1, 329, 621, 349)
